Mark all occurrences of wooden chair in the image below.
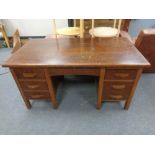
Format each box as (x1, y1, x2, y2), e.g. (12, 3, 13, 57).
(12, 30, 22, 53)
(120, 29, 155, 72)
(89, 19, 122, 38)
(0, 24, 10, 48)
(52, 19, 84, 38)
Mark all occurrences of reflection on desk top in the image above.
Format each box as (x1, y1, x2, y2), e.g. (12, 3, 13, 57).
(2, 37, 150, 68)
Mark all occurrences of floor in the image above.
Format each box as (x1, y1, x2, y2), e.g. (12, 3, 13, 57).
(0, 48, 155, 135)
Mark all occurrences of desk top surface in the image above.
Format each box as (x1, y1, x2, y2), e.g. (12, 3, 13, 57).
(3, 37, 150, 68)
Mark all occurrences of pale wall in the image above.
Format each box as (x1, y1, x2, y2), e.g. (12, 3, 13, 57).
(1, 19, 68, 37)
(129, 19, 155, 37)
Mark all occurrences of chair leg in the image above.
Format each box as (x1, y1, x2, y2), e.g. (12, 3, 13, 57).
(2, 28, 10, 48)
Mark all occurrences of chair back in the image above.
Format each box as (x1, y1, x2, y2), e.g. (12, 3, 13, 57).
(12, 30, 21, 53)
(52, 19, 84, 38)
(91, 19, 122, 37)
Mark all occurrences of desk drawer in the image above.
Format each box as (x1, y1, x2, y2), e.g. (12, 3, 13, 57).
(48, 68, 99, 76)
(105, 69, 137, 80)
(25, 91, 50, 99)
(14, 68, 45, 80)
(102, 81, 133, 100)
(20, 81, 48, 91)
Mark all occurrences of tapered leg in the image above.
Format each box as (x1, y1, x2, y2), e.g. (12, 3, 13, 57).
(24, 100, 32, 109)
(97, 69, 105, 109)
(45, 69, 58, 109)
(124, 69, 143, 110)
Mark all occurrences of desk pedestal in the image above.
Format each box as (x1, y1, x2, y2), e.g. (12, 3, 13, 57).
(10, 67, 143, 110)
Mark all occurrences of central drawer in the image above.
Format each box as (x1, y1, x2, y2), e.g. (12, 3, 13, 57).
(48, 68, 99, 76)
(102, 81, 133, 100)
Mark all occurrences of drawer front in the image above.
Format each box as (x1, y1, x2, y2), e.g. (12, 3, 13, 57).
(14, 68, 45, 80)
(48, 68, 99, 76)
(102, 81, 133, 100)
(105, 69, 137, 80)
(20, 81, 48, 91)
(25, 91, 50, 99)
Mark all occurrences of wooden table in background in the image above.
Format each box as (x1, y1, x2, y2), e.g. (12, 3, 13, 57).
(2, 38, 150, 110)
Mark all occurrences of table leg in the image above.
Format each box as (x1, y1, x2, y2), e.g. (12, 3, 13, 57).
(45, 69, 58, 109)
(97, 68, 105, 109)
(124, 68, 143, 110)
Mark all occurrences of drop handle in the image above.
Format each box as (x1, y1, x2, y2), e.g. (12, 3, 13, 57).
(31, 95, 44, 98)
(114, 73, 129, 78)
(27, 85, 40, 89)
(111, 85, 126, 90)
(22, 73, 37, 78)
(110, 95, 123, 100)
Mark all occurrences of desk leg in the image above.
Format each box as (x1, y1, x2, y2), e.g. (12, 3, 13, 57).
(45, 69, 58, 109)
(97, 68, 105, 109)
(124, 68, 143, 110)
(10, 68, 31, 109)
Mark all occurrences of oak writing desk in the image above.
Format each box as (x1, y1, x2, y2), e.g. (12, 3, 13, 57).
(2, 38, 150, 110)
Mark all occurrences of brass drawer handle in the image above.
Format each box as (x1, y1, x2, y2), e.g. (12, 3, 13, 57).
(31, 94, 44, 98)
(111, 84, 126, 90)
(22, 73, 37, 78)
(27, 85, 40, 89)
(114, 73, 129, 78)
(110, 95, 123, 100)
